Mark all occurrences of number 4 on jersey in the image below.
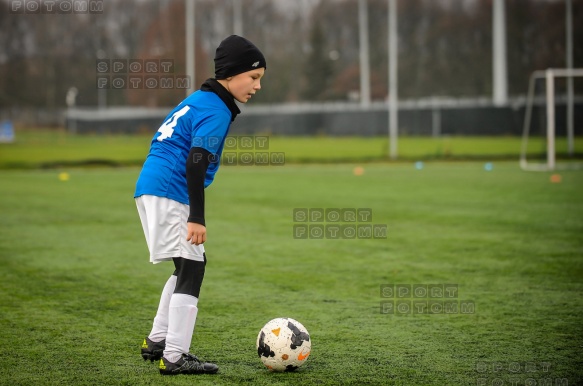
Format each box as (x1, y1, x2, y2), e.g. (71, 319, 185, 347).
(157, 105, 190, 141)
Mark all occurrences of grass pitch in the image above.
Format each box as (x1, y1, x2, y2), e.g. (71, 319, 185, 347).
(1, 129, 581, 168)
(0, 162, 581, 385)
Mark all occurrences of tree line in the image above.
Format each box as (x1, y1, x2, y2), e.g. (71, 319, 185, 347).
(0, 0, 581, 109)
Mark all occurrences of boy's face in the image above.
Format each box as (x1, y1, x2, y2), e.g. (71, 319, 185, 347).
(224, 68, 265, 103)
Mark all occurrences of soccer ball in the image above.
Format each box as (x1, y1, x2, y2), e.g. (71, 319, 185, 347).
(256, 317, 311, 372)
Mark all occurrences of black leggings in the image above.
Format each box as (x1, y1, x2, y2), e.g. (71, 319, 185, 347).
(172, 254, 206, 298)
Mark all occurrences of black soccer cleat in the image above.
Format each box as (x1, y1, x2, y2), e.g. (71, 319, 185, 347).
(159, 353, 219, 375)
(141, 337, 166, 362)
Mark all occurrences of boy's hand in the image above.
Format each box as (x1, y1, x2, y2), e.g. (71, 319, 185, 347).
(187, 222, 206, 245)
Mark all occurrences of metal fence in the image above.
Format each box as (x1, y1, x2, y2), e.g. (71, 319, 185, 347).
(2, 97, 582, 137)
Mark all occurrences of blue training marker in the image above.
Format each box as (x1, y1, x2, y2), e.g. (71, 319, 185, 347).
(415, 161, 424, 170)
(484, 162, 493, 171)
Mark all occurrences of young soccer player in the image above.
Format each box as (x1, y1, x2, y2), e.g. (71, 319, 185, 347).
(134, 35, 266, 375)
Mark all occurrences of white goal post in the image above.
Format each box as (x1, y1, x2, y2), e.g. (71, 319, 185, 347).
(520, 68, 583, 171)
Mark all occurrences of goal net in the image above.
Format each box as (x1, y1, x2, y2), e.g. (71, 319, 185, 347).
(520, 68, 583, 171)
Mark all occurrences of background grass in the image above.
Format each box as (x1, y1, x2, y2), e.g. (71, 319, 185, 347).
(1, 129, 582, 168)
(0, 159, 582, 385)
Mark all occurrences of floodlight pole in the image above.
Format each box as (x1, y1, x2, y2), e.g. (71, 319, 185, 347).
(492, 0, 508, 106)
(388, 0, 398, 160)
(566, 0, 574, 156)
(233, 0, 243, 36)
(546, 69, 556, 171)
(186, 0, 196, 96)
(358, 0, 371, 107)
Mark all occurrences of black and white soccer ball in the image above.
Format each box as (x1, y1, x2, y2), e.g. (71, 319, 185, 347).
(256, 317, 311, 372)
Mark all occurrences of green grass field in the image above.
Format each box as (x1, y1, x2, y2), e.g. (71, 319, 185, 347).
(0, 133, 582, 385)
(1, 129, 582, 168)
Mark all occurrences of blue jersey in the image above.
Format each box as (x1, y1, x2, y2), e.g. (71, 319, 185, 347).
(134, 90, 232, 205)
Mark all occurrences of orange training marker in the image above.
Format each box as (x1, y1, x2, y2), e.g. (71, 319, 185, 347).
(550, 174, 562, 183)
(353, 166, 364, 176)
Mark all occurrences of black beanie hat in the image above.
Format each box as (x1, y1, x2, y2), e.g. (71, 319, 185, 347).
(214, 35, 266, 80)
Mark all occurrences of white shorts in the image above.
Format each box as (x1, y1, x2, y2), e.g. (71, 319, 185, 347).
(135, 195, 205, 264)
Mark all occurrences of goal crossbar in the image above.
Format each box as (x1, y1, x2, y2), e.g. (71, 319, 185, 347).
(520, 68, 583, 171)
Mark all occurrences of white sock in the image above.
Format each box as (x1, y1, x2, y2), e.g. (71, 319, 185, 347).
(163, 293, 199, 363)
(148, 275, 177, 342)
